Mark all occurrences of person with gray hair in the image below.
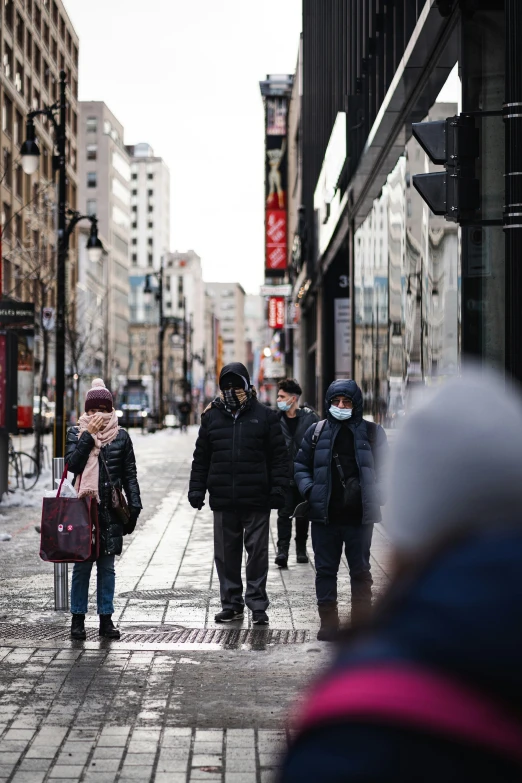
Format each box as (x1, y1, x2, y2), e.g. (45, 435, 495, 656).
(281, 370, 522, 782)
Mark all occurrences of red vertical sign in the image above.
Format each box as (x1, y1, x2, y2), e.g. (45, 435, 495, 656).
(268, 297, 285, 329)
(265, 96, 288, 277)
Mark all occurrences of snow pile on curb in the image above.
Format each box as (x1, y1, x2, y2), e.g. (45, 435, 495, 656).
(1, 468, 51, 509)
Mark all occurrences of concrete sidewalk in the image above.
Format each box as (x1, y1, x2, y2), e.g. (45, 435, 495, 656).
(0, 428, 392, 782)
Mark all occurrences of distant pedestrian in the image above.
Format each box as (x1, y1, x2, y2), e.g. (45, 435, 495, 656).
(178, 400, 191, 432)
(275, 379, 318, 568)
(188, 362, 288, 625)
(282, 372, 522, 782)
(295, 379, 388, 640)
(65, 379, 142, 641)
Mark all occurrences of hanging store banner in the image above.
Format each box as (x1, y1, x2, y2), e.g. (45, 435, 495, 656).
(17, 331, 34, 430)
(266, 211, 287, 272)
(266, 97, 288, 136)
(268, 297, 285, 330)
(264, 95, 289, 277)
(263, 357, 286, 380)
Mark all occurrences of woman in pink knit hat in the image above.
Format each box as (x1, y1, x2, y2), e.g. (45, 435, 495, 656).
(64, 378, 142, 640)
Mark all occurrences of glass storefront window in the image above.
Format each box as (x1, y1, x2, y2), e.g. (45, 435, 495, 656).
(354, 96, 462, 424)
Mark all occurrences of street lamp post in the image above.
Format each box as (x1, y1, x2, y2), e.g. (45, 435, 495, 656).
(407, 271, 424, 382)
(20, 71, 103, 458)
(182, 296, 188, 401)
(144, 257, 165, 428)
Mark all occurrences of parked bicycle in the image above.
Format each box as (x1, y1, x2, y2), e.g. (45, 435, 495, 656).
(32, 438, 50, 472)
(8, 436, 39, 492)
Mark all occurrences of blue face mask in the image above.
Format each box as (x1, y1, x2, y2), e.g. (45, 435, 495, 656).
(277, 400, 292, 412)
(330, 406, 353, 421)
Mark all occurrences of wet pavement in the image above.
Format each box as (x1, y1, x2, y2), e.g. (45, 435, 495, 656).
(0, 428, 392, 782)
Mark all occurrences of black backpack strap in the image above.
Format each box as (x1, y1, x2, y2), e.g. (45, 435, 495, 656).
(312, 419, 327, 449)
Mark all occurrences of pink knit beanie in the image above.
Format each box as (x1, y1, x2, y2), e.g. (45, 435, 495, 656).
(85, 378, 113, 412)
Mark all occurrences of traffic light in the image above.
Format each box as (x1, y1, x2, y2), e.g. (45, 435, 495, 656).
(412, 114, 479, 223)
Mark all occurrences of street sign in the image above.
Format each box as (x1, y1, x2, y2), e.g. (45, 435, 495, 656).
(0, 301, 35, 325)
(263, 358, 286, 379)
(42, 307, 55, 330)
(268, 297, 285, 330)
(260, 284, 292, 297)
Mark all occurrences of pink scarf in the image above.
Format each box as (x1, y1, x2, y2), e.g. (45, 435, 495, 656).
(77, 410, 120, 501)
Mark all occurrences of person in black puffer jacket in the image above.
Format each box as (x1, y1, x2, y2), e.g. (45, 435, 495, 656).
(295, 379, 388, 640)
(65, 379, 142, 641)
(188, 362, 288, 626)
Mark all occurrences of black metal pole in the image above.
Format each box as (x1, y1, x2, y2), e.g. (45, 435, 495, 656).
(182, 296, 188, 400)
(420, 272, 424, 383)
(158, 259, 164, 428)
(54, 70, 67, 459)
(505, 0, 522, 382)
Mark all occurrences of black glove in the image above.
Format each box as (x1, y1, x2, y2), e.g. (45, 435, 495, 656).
(269, 489, 285, 510)
(125, 508, 140, 535)
(188, 492, 205, 510)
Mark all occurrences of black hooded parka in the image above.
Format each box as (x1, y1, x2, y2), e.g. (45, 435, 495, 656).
(189, 362, 289, 511)
(294, 379, 388, 525)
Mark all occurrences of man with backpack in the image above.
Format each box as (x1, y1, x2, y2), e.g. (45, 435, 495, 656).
(294, 379, 388, 640)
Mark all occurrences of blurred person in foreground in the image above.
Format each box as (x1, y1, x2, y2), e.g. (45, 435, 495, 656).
(275, 378, 318, 568)
(294, 379, 388, 639)
(281, 371, 522, 782)
(188, 362, 288, 625)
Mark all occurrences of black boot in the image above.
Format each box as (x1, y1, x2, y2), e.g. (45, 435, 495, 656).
(275, 546, 288, 568)
(317, 603, 340, 642)
(71, 614, 86, 641)
(99, 614, 121, 639)
(295, 540, 309, 564)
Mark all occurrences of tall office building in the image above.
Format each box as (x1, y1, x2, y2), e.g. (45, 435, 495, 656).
(78, 101, 131, 392)
(204, 282, 246, 367)
(126, 143, 170, 326)
(0, 0, 79, 398)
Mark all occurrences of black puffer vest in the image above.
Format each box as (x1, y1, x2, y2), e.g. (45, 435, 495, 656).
(65, 427, 142, 556)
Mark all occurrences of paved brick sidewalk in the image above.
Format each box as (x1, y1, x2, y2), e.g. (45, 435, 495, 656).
(0, 428, 392, 782)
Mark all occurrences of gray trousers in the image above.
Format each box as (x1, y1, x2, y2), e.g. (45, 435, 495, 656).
(213, 510, 270, 611)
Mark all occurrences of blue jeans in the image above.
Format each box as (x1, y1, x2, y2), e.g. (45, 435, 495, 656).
(70, 554, 116, 615)
(311, 522, 373, 606)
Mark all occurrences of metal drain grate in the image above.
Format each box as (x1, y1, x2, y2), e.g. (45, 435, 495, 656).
(119, 588, 215, 600)
(0, 623, 310, 646)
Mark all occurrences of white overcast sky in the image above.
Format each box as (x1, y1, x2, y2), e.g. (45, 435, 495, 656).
(66, 0, 302, 294)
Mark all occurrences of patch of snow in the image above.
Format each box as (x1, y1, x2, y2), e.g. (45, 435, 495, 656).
(1, 468, 51, 509)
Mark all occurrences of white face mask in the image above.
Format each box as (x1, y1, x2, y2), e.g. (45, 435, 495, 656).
(330, 406, 352, 421)
(277, 397, 294, 412)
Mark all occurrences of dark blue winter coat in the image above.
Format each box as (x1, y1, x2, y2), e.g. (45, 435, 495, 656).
(294, 380, 388, 525)
(280, 528, 522, 782)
